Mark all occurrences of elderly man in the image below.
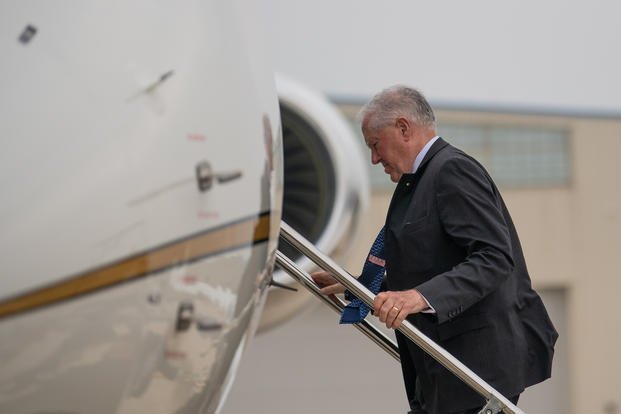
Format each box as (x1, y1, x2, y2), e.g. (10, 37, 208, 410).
(312, 86, 557, 414)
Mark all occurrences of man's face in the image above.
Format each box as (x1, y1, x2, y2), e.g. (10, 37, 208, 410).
(363, 121, 410, 183)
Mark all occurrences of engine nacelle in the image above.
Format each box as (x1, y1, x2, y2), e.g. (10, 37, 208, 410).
(258, 74, 369, 331)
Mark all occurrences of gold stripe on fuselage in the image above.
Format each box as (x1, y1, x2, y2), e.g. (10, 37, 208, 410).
(0, 213, 271, 319)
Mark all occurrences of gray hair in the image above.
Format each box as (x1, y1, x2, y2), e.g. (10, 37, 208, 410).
(357, 85, 436, 131)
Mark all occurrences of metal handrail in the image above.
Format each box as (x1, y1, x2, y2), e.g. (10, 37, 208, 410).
(278, 221, 525, 414)
(275, 250, 399, 361)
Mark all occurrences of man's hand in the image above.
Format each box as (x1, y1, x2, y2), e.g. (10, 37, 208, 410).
(373, 289, 428, 329)
(310, 270, 346, 295)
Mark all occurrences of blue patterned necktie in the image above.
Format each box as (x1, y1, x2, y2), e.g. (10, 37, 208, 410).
(340, 227, 386, 324)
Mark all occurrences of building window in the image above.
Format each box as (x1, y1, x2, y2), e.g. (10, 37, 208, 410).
(439, 123, 570, 188)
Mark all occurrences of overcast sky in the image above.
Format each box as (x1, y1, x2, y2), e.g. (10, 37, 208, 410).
(261, 0, 621, 114)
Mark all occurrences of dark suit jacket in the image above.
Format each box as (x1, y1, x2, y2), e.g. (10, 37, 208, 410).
(384, 138, 558, 414)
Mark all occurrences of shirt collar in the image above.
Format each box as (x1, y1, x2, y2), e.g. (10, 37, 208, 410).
(412, 136, 440, 173)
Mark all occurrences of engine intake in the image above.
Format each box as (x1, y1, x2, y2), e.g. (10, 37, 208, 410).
(259, 74, 369, 331)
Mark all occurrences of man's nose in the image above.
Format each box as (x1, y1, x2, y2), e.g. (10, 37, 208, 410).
(371, 151, 380, 165)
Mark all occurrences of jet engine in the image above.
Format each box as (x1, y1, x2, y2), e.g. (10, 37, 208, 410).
(259, 75, 370, 331)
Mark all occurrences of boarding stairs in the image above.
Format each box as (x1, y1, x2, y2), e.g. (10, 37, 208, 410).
(276, 221, 525, 414)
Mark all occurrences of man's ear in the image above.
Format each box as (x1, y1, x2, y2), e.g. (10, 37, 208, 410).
(395, 117, 411, 139)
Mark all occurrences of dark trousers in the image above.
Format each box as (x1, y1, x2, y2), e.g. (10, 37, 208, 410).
(461, 395, 520, 414)
(408, 395, 520, 414)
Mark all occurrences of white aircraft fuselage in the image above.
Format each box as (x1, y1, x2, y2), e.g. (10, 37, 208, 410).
(0, 1, 283, 413)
